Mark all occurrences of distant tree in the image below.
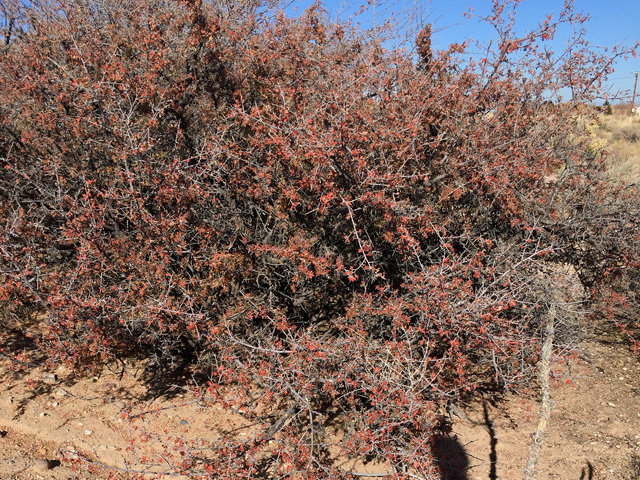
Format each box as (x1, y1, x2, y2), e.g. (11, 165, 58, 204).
(0, 0, 638, 478)
(604, 99, 613, 115)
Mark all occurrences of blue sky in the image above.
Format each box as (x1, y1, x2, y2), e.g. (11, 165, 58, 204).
(289, 0, 640, 103)
(426, 0, 639, 101)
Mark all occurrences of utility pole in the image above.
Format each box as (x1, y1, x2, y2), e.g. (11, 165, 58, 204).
(632, 72, 640, 114)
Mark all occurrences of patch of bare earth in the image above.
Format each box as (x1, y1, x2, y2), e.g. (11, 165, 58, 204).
(1, 321, 639, 479)
(453, 324, 640, 480)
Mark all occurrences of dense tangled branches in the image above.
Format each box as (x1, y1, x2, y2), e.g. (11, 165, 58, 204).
(1, 0, 638, 477)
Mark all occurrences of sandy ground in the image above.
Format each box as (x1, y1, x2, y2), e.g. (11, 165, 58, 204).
(1, 323, 639, 480)
(453, 336, 640, 480)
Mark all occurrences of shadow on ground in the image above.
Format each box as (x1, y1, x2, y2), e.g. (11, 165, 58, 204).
(432, 434, 470, 480)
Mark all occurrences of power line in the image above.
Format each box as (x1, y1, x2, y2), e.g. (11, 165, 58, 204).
(632, 72, 640, 112)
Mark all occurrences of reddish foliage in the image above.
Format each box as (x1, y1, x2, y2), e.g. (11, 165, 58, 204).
(0, 0, 638, 477)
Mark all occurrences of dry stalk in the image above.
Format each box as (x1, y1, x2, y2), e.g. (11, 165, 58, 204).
(524, 304, 556, 479)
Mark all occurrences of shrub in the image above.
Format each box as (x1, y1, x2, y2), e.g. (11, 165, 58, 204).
(1, 0, 638, 477)
(604, 100, 613, 115)
(614, 126, 640, 143)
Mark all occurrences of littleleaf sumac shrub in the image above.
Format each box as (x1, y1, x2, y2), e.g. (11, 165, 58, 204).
(0, 0, 638, 477)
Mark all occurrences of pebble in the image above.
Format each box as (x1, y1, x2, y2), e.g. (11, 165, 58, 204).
(54, 388, 68, 398)
(33, 459, 51, 472)
(84, 429, 93, 435)
(42, 373, 58, 382)
(607, 402, 616, 407)
(66, 447, 79, 460)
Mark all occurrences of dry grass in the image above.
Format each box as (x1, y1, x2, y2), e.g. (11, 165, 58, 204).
(590, 114, 640, 184)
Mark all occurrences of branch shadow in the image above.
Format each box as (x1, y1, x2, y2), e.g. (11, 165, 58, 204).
(431, 398, 498, 480)
(482, 400, 498, 480)
(579, 460, 593, 480)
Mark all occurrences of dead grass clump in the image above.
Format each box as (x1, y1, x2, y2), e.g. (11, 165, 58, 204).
(613, 126, 640, 144)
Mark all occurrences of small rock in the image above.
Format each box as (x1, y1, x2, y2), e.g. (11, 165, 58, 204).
(607, 402, 616, 407)
(99, 445, 107, 450)
(104, 383, 117, 391)
(179, 420, 188, 425)
(42, 373, 58, 382)
(65, 448, 79, 460)
(33, 459, 51, 472)
(54, 388, 68, 398)
(84, 429, 93, 436)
